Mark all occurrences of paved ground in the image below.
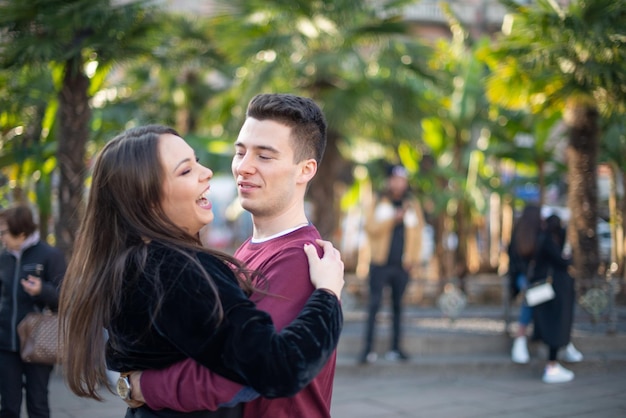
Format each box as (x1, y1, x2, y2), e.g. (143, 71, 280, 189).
(14, 302, 626, 417)
(331, 365, 626, 418)
(44, 360, 626, 418)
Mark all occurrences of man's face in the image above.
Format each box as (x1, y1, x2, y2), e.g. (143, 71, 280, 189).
(232, 118, 308, 218)
(388, 174, 409, 199)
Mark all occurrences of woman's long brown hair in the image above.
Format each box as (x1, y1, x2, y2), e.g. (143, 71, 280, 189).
(59, 125, 254, 400)
(513, 204, 542, 258)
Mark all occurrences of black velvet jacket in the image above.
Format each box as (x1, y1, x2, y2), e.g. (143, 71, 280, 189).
(106, 241, 343, 399)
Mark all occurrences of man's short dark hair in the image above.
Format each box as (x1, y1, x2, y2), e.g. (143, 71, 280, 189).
(246, 93, 327, 164)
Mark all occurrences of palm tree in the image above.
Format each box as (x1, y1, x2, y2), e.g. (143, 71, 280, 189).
(0, 0, 162, 258)
(102, 12, 233, 136)
(488, 0, 626, 285)
(204, 0, 431, 239)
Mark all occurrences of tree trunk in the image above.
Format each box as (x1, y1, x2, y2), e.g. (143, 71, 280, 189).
(537, 158, 546, 206)
(454, 200, 469, 291)
(434, 212, 447, 293)
(55, 61, 90, 261)
(564, 99, 600, 288)
(607, 163, 621, 270)
(622, 170, 626, 280)
(452, 132, 469, 290)
(24, 104, 51, 239)
(308, 129, 346, 241)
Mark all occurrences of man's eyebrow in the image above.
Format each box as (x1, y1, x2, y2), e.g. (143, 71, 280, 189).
(234, 142, 280, 154)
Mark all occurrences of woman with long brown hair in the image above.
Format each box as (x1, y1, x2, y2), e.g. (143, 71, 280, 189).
(509, 203, 542, 363)
(59, 125, 344, 417)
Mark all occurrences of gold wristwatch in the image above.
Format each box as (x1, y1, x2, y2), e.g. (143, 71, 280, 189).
(116, 373, 132, 401)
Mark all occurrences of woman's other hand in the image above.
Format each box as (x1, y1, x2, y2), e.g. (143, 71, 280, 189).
(304, 239, 344, 300)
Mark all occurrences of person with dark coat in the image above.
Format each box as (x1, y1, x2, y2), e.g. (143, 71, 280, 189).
(531, 214, 577, 383)
(509, 206, 583, 366)
(508, 204, 542, 364)
(0, 204, 66, 418)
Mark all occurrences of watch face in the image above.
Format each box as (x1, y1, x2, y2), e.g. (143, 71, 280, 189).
(116, 376, 130, 400)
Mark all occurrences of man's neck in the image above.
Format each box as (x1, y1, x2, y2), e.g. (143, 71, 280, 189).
(251, 212, 309, 240)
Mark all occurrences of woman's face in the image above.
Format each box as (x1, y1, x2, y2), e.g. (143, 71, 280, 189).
(0, 221, 25, 251)
(158, 134, 215, 235)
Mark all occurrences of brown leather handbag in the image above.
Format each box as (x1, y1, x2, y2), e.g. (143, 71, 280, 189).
(17, 310, 61, 365)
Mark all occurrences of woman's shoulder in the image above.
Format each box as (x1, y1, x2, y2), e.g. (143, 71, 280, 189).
(148, 241, 235, 281)
(144, 241, 197, 274)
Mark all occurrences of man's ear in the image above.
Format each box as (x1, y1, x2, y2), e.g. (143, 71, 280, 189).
(298, 158, 317, 184)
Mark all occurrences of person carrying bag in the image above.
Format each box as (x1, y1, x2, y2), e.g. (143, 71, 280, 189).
(0, 204, 66, 418)
(530, 214, 578, 383)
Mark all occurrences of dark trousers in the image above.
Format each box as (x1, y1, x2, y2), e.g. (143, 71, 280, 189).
(126, 404, 243, 417)
(0, 350, 53, 418)
(362, 264, 409, 353)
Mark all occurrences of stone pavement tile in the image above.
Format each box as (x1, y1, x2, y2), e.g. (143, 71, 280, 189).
(330, 374, 445, 417)
(417, 403, 487, 418)
(582, 404, 626, 418)
(482, 412, 541, 418)
(330, 399, 404, 418)
(538, 400, 603, 418)
(48, 371, 126, 418)
(36, 355, 626, 418)
(569, 372, 624, 397)
(479, 372, 625, 418)
(582, 408, 626, 418)
(330, 367, 626, 418)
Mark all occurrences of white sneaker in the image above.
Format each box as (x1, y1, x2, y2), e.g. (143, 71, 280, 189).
(561, 342, 583, 363)
(511, 336, 529, 364)
(384, 349, 409, 362)
(542, 363, 574, 383)
(358, 351, 378, 365)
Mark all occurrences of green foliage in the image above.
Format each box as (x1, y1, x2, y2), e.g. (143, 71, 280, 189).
(599, 114, 626, 171)
(491, 0, 626, 116)
(0, 0, 161, 70)
(203, 0, 431, 147)
(0, 0, 166, 251)
(7, 0, 619, 259)
(0, 65, 56, 209)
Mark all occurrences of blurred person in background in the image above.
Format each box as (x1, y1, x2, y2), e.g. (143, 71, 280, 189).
(0, 204, 66, 418)
(508, 204, 542, 364)
(531, 214, 580, 383)
(509, 205, 582, 367)
(358, 164, 425, 364)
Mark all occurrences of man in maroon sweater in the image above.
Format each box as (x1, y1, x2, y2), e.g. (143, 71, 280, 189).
(125, 93, 338, 418)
